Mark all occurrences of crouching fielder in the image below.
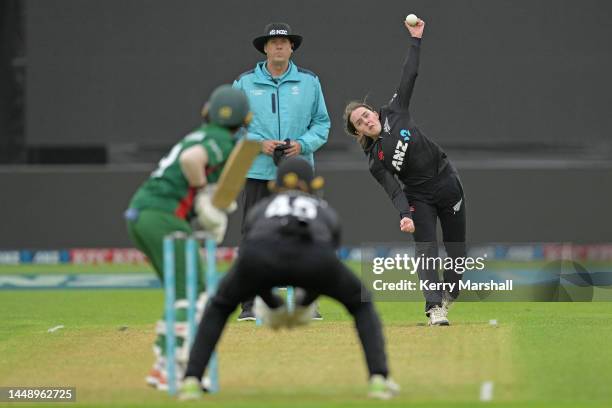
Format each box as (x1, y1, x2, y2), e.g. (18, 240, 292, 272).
(180, 157, 399, 400)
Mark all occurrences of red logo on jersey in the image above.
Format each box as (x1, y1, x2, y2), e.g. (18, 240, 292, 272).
(378, 150, 384, 161)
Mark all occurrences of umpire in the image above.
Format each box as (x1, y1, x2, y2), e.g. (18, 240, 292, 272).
(233, 22, 330, 320)
(179, 157, 399, 400)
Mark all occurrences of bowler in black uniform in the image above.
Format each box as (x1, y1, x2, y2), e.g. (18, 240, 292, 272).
(343, 17, 466, 326)
(180, 157, 399, 400)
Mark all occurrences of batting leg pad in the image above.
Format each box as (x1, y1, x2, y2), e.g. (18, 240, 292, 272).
(155, 299, 194, 363)
(196, 292, 209, 321)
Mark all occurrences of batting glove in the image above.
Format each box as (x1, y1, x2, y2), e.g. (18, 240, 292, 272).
(195, 187, 228, 244)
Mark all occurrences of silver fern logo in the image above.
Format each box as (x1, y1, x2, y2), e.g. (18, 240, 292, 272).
(453, 199, 463, 213)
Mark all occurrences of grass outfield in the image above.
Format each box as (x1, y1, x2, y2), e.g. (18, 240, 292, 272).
(2, 287, 612, 407)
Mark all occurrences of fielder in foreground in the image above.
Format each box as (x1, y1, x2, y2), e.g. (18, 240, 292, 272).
(343, 16, 467, 326)
(179, 157, 399, 400)
(125, 85, 253, 390)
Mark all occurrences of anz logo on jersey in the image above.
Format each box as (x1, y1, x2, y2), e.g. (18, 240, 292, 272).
(392, 129, 411, 171)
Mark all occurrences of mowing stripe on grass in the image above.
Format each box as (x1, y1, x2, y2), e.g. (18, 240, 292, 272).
(0, 274, 160, 290)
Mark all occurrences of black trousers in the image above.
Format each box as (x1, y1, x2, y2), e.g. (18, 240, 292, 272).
(408, 170, 467, 313)
(185, 239, 389, 380)
(240, 178, 272, 311)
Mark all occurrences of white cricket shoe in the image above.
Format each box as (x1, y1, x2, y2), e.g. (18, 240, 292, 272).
(428, 305, 449, 326)
(368, 374, 400, 400)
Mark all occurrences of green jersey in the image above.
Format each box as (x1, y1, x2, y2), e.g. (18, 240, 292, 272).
(129, 123, 236, 219)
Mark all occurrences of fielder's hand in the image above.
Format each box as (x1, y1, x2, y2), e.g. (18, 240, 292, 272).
(404, 18, 425, 38)
(400, 217, 415, 233)
(195, 187, 228, 243)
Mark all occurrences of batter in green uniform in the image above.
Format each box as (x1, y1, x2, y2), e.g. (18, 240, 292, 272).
(125, 85, 252, 391)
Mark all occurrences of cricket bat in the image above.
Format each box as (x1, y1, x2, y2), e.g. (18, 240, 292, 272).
(211, 139, 261, 209)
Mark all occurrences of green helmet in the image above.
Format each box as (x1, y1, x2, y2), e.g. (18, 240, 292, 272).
(205, 84, 252, 128)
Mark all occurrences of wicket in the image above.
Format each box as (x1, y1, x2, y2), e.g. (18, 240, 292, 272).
(163, 231, 220, 396)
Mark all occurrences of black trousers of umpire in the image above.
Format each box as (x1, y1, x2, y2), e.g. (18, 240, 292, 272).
(239, 179, 272, 312)
(185, 238, 389, 380)
(408, 168, 467, 313)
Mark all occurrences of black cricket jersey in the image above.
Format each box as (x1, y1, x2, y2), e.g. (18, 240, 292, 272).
(243, 191, 341, 248)
(364, 36, 451, 218)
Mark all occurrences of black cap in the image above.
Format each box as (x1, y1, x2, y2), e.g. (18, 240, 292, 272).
(253, 22, 303, 54)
